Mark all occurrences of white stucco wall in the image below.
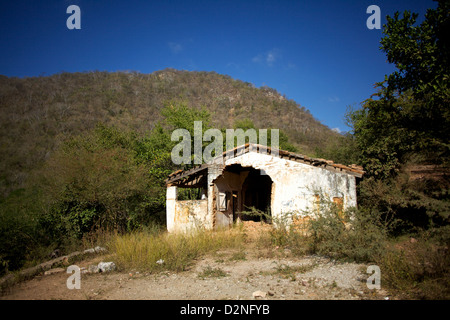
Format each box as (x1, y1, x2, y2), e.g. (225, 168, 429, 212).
(167, 151, 358, 232)
(224, 151, 357, 223)
(166, 186, 177, 233)
(166, 186, 208, 232)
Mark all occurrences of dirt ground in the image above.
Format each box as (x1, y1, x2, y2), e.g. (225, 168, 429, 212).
(1, 248, 392, 300)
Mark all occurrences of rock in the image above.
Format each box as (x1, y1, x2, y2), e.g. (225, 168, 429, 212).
(50, 249, 61, 259)
(252, 290, 267, 299)
(44, 267, 65, 275)
(62, 256, 70, 266)
(95, 246, 107, 253)
(267, 290, 274, 296)
(84, 246, 107, 254)
(98, 262, 116, 273)
(301, 279, 309, 287)
(88, 264, 99, 273)
(410, 238, 417, 243)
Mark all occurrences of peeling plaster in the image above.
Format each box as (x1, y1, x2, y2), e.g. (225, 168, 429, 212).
(167, 151, 358, 232)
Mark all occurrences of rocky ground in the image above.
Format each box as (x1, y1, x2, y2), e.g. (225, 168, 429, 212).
(1, 247, 392, 300)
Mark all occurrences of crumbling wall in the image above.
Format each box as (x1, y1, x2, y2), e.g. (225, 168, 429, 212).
(166, 186, 177, 232)
(174, 200, 208, 232)
(213, 170, 249, 229)
(167, 151, 358, 232)
(166, 186, 208, 232)
(224, 151, 357, 224)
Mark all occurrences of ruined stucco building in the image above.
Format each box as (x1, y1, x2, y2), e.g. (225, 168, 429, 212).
(165, 144, 364, 232)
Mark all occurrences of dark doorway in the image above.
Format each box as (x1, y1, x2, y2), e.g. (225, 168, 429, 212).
(232, 191, 238, 222)
(221, 164, 273, 223)
(241, 168, 272, 222)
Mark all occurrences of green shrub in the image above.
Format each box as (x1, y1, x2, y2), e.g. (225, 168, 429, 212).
(308, 202, 388, 262)
(375, 225, 450, 299)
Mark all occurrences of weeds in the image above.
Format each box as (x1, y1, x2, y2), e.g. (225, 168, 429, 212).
(197, 266, 228, 279)
(308, 204, 388, 263)
(88, 201, 450, 299)
(111, 226, 246, 273)
(271, 262, 316, 281)
(228, 250, 246, 261)
(249, 200, 449, 299)
(377, 226, 450, 299)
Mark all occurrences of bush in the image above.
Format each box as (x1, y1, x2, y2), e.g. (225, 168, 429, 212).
(358, 174, 450, 235)
(0, 188, 45, 275)
(376, 225, 450, 299)
(307, 202, 388, 262)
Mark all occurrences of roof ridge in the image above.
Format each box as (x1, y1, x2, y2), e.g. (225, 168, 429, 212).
(166, 143, 364, 182)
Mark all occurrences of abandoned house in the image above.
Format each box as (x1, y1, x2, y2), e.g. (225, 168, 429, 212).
(165, 144, 364, 232)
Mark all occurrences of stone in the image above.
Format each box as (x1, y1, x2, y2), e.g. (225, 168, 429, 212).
(98, 262, 116, 273)
(83, 246, 106, 254)
(88, 264, 99, 273)
(95, 246, 107, 253)
(62, 256, 70, 266)
(44, 268, 65, 275)
(50, 249, 61, 259)
(252, 290, 267, 298)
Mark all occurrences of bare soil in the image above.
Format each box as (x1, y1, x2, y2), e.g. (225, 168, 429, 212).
(1, 248, 392, 300)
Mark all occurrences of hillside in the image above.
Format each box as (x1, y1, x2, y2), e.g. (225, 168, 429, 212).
(0, 69, 340, 197)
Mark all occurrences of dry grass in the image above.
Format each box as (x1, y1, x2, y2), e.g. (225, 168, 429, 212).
(110, 226, 246, 273)
(377, 229, 450, 299)
(109, 217, 449, 299)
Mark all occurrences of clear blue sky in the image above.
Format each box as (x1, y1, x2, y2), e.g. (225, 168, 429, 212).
(0, 0, 436, 132)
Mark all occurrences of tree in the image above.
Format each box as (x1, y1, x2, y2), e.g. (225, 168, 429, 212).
(348, 1, 450, 179)
(345, 2, 450, 231)
(381, 1, 449, 103)
(379, 0, 449, 156)
(41, 124, 151, 237)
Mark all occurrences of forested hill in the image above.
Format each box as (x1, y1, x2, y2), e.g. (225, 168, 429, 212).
(0, 69, 340, 196)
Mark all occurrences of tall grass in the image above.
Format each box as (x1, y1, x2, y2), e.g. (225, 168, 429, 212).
(111, 226, 246, 272)
(109, 204, 449, 299)
(376, 226, 450, 299)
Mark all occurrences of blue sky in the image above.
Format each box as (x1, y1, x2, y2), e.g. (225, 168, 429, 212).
(0, 0, 436, 132)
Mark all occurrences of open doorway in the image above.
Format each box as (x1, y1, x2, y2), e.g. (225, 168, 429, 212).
(216, 164, 273, 226)
(241, 168, 272, 222)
